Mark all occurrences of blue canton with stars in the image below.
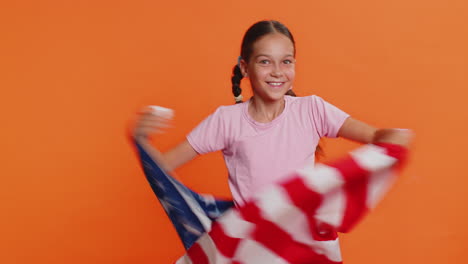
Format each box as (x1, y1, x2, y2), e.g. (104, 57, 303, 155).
(134, 140, 234, 250)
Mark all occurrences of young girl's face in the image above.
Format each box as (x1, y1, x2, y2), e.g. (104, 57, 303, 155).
(242, 33, 296, 102)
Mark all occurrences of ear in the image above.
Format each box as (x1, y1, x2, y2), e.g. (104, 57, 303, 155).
(239, 59, 248, 78)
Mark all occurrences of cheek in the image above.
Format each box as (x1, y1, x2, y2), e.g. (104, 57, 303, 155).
(250, 67, 269, 81)
(285, 68, 296, 80)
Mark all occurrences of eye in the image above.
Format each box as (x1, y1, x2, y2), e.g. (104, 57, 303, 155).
(259, 59, 270, 64)
(283, 59, 293, 64)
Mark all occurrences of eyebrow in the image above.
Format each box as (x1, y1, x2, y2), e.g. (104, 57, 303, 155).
(254, 54, 295, 59)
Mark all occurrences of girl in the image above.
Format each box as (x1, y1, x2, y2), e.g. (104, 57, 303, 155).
(133, 20, 411, 207)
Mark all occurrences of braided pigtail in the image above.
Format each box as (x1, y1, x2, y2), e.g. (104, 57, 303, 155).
(285, 89, 296, 96)
(231, 64, 244, 104)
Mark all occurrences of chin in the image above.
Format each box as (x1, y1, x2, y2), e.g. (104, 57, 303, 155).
(265, 92, 287, 102)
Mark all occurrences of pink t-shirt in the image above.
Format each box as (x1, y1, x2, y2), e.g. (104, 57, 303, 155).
(187, 95, 350, 205)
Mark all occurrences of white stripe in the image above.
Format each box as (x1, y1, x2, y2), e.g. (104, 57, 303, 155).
(299, 164, 344, 194)
(256, 186, 343, 262)
(175, 255, 192, 264)
(350, 144, 397, 172)
(233, 240, 289, 264)
(196, 234, 232, 264)
(216, 210, 255, 238)
(310, 238, 342, 262)
(366, 169, 396, 208)
(315, 188, 346, 228)
(168, 177, 213, 231)
(256, 186, 314, 244)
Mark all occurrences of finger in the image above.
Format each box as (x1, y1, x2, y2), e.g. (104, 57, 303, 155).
(140, 106, 174, 119)
(136, 118, 173, 128)
(137, 115, 174, 126)
(146, 105, 174, 119)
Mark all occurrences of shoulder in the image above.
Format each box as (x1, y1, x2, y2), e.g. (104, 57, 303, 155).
(287, 94, 344, 110)
(210, 102, 245, 120)
(285, 95, 324, 111)
(286, 94, 323, 104)
(285, 94, 347, 121)
(195, 102, 245, 134)
(216, 102, 244, 113)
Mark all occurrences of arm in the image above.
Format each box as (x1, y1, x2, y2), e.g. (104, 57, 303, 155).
(133, 105, 227, 172)
(136, 137, 198, 172)
(337, 117, 412, 146)
(132, 108, 198, 173)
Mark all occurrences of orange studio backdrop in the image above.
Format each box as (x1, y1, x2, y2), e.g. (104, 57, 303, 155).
(1, 0, 467, 263)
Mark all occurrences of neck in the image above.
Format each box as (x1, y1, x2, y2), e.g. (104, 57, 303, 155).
(249, 95, 285, 123)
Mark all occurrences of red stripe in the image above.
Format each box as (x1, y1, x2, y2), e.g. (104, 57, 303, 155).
(373, 143, 407, 160)
(209, 221, 241, 258)
(374, 143, 408, 170)
(238, 202, 340, 264)
(282, 177, 338, 241)
(187, 242, 209, 264)
(327, 155, 370, 232)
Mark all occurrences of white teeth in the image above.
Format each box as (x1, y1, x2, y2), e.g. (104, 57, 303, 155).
(269, 82, 282, 86)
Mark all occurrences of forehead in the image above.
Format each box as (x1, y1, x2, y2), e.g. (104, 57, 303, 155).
(251, 33, 295, 57)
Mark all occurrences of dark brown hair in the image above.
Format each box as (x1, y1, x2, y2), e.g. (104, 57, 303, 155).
(231, 20, 296, 103)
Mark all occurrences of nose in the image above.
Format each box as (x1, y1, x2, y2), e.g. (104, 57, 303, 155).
(270, 63, 283, 77)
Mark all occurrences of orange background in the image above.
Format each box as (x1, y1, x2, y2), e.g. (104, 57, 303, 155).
(1, 0, 467, 263)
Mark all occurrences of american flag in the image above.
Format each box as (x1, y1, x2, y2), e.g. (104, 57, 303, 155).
(134, 140, 407, 264)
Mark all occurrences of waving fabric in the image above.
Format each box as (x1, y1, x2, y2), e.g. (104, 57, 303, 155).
(133, 140, 407, 264)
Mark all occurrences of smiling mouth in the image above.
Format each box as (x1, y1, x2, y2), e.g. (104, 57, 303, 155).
(266, 82, 285, 87)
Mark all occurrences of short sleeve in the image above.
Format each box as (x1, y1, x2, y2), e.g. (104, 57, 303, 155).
(186, 107, 227, 154)
(309, 95, 350, 138)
